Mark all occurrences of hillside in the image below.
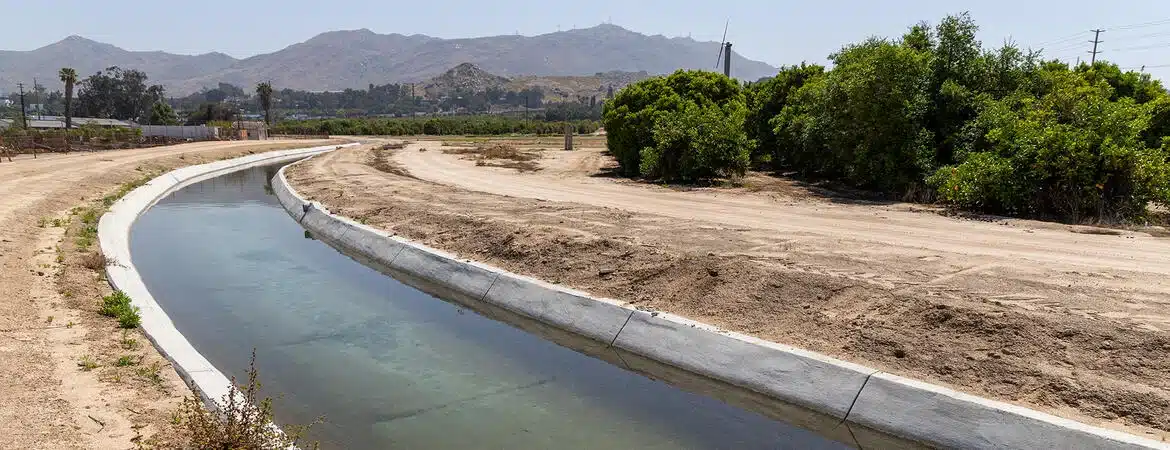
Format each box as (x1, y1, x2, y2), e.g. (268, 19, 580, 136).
(1, 25, 777, 95)
(421, 63, 651, 102)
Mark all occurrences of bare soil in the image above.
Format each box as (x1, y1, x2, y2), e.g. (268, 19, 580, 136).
(0, 139, 341, 449)
(286, 140, 1170, 442)
(441, 143, 543, 172)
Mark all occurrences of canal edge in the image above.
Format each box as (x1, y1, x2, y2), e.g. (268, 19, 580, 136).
(97, 143, 361, 442)
(273, 150, 1170, 450)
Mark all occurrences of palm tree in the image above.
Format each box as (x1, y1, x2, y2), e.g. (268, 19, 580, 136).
(59, 68, 77, 129)
(255, 82, 273, 128)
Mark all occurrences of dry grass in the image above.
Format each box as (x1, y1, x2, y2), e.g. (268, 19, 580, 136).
(177, 350, 321, 450)
(80, 251, 107, 271)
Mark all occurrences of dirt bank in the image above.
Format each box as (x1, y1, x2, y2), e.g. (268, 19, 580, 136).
(286, 142, 1170, 442)
(0, 139, 341, 449)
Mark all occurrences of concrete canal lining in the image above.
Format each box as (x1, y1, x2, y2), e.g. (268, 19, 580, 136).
(273, 152, 1170, 450)
(98, 144, 358, 411)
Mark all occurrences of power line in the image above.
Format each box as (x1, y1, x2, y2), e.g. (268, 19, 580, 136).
(1108, 17, 1170, 31)
(1107, 42, 1170, 53)
(1035, 31, 1092, 47)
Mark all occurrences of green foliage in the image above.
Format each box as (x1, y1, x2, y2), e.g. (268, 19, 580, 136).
(744, 64, 824, 162)
(186, 103, 238, 125)
(256, 82, 274, 125)
(772, 38, 934, 190)
(930, 71, 1170, 220)
(272, 116, 599, 136)
(76, 66, 166, 121)
(99, 291, 141, 329)
(603, 70, 750, 180)
(737, 12, 1170, 222)
(149, 101, 179, 125)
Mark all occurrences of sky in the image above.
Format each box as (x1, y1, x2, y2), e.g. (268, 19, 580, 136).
(5, 0, 1170, 82)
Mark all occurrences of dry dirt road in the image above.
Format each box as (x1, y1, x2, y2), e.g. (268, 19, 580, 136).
(0, 139, 337, 449)
(288, 141, 1170, 442)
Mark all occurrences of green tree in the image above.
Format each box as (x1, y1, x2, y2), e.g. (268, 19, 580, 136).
(773, 38, 934, 190)
(148, 102, 179, 125)
(744, 64, 824, 164)
(603, 70, 749, 180)
(58, 68, 77, 129)
(76, 67, 165, 121)
(256, 81, 273, 126)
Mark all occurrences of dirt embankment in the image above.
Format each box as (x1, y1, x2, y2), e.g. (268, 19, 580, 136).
(0, 139, 341, 449)
(287, 142, 1170, 442)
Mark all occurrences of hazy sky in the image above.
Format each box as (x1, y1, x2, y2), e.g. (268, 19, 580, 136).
(5, 0, 1170, 81)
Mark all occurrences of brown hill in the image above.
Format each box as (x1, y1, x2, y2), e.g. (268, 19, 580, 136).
(1, 25, 778, 95)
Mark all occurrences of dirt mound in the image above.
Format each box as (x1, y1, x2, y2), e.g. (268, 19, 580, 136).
(442, 144, 542, 172)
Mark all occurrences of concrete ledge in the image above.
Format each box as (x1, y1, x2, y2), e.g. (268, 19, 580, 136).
(98, 143, 358, 414)
(849, 372, 1163, 450)
(613, 310, 872, 420)
(272, 157, 1170, 450)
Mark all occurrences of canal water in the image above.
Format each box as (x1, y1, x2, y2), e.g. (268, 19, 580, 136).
(130, 165, 851, 449)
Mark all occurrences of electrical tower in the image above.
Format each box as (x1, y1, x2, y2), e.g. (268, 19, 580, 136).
(1089, 29, 1104, 64)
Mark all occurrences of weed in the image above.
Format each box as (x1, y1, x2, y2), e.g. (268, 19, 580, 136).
(56, 254, 64, 264)
(46, 315, 53, 324)
(81, 252, 107, 271)
(63, 290, 73, 298)
(178, 350, 321, 449)
(120, 330, 139, 350)
(52, 217, 69, 227)
(136, 362, 163, 385)
(78, 356, 99, 371)
(75, 225, 98, 249)
(99, 291, 141, 329)
(116, 355, 139, 367)
(67, 321, 75, 329)
(79, 208, 99, 226)
(37, 217, 49, 228)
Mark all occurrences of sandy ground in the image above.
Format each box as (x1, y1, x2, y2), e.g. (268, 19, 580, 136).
(287, 140, 1170, 442)
(0, 139, 339, 449)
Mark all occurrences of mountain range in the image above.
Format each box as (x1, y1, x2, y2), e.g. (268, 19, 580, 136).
(0, 24, 778, 95)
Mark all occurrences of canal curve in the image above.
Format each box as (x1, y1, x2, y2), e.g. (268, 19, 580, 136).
(129, 164, 850, 449)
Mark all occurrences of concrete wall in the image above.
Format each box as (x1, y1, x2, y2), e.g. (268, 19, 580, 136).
(97, 144, 358, 418)
(272, 157, 1169, 450)
(136, 125, 219, 139)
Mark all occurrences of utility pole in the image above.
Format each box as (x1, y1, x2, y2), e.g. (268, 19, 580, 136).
(723, 42, 733, 77)
(17, 82, 28, 130)
(1089, 29, 1104, 65)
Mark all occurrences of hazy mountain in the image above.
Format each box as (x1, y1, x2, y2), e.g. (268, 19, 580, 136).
(1, 25, 778, 95)
(0, 36, 236, 94)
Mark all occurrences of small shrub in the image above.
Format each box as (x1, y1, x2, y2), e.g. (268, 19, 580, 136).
(178, 350, 321, 449)
(115, 355, 139, 367)
(75, 225, 98, 249)
(136, 361, 163, 385)
(78, 356, 98, 371)
(99, 291, 141, 329)
(120, 330, 139, 350)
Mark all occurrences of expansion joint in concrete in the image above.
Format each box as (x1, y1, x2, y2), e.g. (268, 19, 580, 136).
(608, 310, 635, 348)
(841, 370, 879, 425)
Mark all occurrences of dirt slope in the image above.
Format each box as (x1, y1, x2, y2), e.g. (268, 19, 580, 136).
(287, 142, 1170, 442)
(0, 139, 338, 449)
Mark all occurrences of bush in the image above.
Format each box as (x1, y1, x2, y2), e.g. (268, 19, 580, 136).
(745, 12, 1170, 222)
(603, 70, 750, 181)
(772, 38, 934, 190)
(179, 350, 320, 449)
(99, 291, 141, 329)
(745, 64, 824, 163)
